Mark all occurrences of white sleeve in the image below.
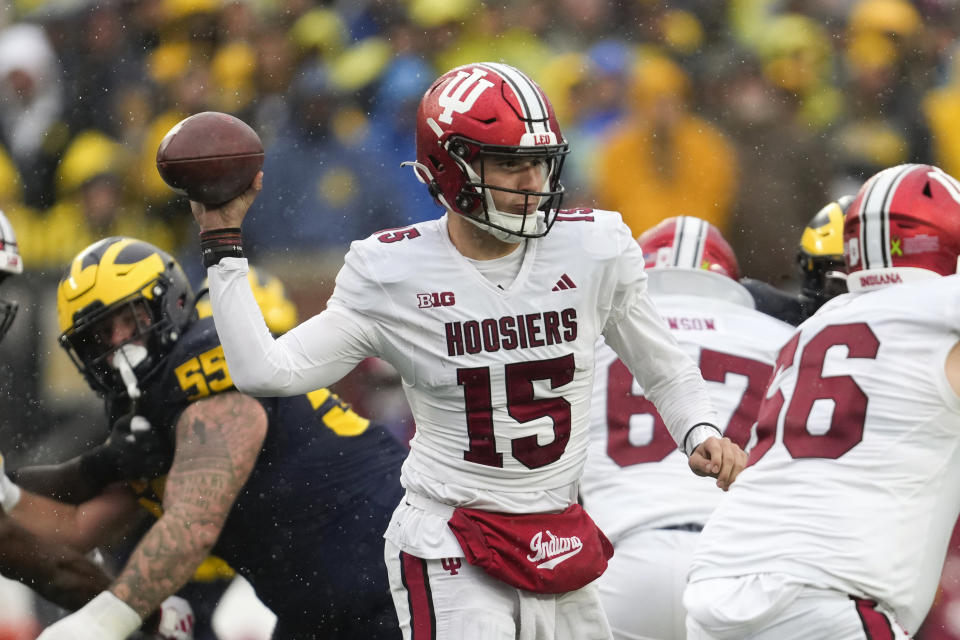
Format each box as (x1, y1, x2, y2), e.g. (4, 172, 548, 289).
(602, 241, 720, 455)
(207, 257, 377, 396)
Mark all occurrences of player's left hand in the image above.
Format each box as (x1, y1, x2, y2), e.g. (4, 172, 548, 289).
(689, 436, 747, 491)
(36, 591, 142, 640)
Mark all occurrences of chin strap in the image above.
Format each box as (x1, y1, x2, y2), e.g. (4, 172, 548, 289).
(461, 212, 527, 244)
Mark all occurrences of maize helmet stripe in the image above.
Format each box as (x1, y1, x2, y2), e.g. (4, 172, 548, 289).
(672, 215, 708, 268)
(481, 62, 549, 136)
(859, 164, 916, 270)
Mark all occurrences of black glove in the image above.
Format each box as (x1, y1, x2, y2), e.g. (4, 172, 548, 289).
(80, 414, 173, 486)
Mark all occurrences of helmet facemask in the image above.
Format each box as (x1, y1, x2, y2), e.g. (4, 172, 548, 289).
(60, 274, 187, 401)
(446, 136, 568, 243)
(799, 255, 848, 304)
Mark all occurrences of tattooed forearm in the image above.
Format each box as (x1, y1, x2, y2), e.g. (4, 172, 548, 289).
(110, 392, 267, 617)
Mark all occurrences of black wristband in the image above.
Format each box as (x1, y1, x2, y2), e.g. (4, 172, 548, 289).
(78, 446, 123, 488)
(200, 227, 244, 268)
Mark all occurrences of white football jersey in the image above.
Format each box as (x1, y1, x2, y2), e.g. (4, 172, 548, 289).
(688, 275, 960, 634)
(208, 211, 717, 557)
(326, 212, 710, 496)
(581, 272, 793, 541)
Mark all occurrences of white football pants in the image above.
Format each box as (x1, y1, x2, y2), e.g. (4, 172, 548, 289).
(385, 539, 613, 640)
(598, 528, 699, 640)
(684, 574, 911, 640)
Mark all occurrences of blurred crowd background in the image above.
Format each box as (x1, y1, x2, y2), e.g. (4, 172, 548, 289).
(2, 0, 960, 636)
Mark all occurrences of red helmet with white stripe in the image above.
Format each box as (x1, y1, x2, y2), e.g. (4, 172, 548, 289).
(844, 164, 960, 291)
(637, 216, 741, 280)
(407, 62, 569, 241)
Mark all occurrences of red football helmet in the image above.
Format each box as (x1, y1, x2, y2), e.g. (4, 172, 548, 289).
(844, 164, 960, 291)
(637, 216, 741, 280)
(407, 62, 569, 241)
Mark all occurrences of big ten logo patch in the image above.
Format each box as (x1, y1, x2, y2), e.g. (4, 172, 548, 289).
(417, 292, 456, 308)
(441, 558, 462, 575)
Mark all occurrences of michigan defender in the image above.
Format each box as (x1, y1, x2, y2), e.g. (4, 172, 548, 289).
(19, 238, 405, 639)
(742, 195, 853, 326)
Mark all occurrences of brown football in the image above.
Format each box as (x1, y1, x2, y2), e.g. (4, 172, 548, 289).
(156, 111, 264, 206)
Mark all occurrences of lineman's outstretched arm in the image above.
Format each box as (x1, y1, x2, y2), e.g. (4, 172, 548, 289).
(15, 414, 171, 504)
(0, 454, 127, 612)
(14, 459, 105, 504)
(10, 482, 143, 552)
(0, 513, 112, 611)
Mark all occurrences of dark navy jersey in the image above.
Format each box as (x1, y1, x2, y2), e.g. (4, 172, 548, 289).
(111, 317, 406, 638)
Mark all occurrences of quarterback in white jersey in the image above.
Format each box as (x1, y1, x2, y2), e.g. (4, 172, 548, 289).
(685, 163, 960, 640)
(582, 216, 793, 640)
(192, 62, 747, 639)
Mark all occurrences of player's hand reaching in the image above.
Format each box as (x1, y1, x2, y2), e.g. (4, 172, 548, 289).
(190, 171, 263, 232)
(689, 436, 747, 491)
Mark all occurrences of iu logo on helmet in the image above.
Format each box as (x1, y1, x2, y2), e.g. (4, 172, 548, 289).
(437, 68, 494, 125)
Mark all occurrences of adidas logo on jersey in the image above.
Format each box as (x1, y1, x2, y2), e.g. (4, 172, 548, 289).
(552, 274, 577, 291)
(527, 530, 583, 570)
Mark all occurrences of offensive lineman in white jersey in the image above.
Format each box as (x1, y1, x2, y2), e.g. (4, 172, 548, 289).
(191, 62, 746, 639)
(581, 216, 793, 640)
(684, 163, 960, 640)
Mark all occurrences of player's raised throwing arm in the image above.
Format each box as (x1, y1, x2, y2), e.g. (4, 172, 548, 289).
(190, 173, 376, 396)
